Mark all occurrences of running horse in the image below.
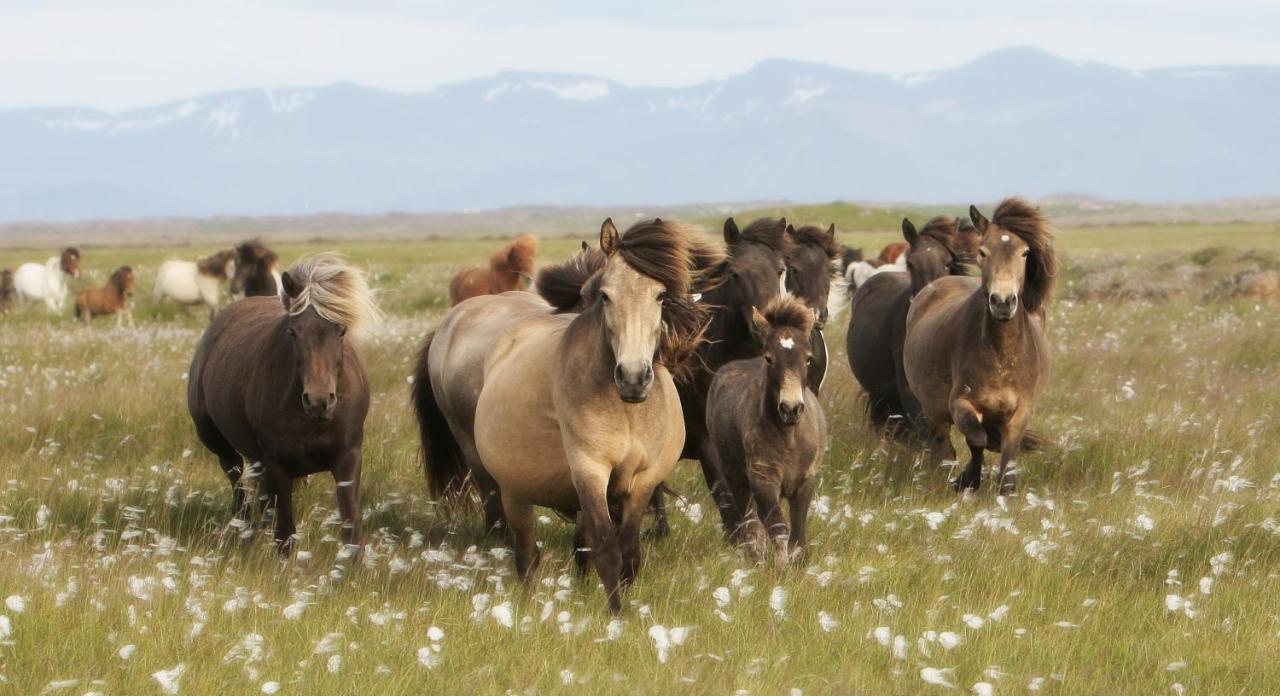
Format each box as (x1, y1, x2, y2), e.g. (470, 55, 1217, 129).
(75, 266, 136, 329)
(903, 198, 1057, 493)
(783, 223, 841, 392)
(449, 234, 539, 305)
(188, 254, 379, 550)
(473, 218, 716, 613)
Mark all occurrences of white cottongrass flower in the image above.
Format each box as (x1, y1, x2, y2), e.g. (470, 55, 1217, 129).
(4, 596, 25, 613)
(769, 586, 788, 619)
(282, 600, 308, 620)
(1165, 594, 1196, 618)
(417, 646, 441, 669)
(963, 614, 986, 629)
(118, 644, 136, 660)
(261, 682, 280, 694)
(817, 611, 839, 633)
(938, 632, 962, 650)
(151, 664, 186, 695)
(923, 511, 947, 530)
(1210, 551, 1233, 575)
(326, 655, 342, 673)
(713, 586, 731, 608)
(893, 635, 910, 660)
(920, 667, 957, 689)
(684, 503, 703, 524)
(597, 618, 623, 642)
(560, 669, 575, 685)
(988, 605, 1009, 622)
(490, 601, 515, 628)
(648, 625, 693, 664)
(872, 626, 892, 646)
(0, 615, 10, 640)
(971, 682, 994, 696)
(1132, 512, 1155, 532)
(1198, 577, 1213, 595)
(427, 626, 445, 642)
(313, 633, 343, 655)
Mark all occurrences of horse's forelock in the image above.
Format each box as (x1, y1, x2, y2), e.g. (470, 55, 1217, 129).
(787, 225, 841, 261)
(284, 254, 382, 340)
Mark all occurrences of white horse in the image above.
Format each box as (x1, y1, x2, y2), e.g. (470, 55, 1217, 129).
(827, 255, 908, 321)
(14, 247, 81, 313)
(154, 249, 237, 317)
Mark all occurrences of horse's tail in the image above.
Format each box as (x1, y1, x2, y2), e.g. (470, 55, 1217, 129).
(411, 327, 470, 502)
(1019, 428, 1051, 452)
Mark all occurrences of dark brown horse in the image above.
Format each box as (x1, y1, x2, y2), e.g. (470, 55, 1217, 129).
(231, 240, 282, 298)
(706, 298, 827, 563)
(675, 217, 791, 538)
(784, 223, 841, 392)
(449, 234, 539, 305)
(188, 254, 379, 549)
(847, 216, 977, 434)
(75, 266, 135, 329)
(904, 198, 1057, 494)
(0, 269, 14, 314)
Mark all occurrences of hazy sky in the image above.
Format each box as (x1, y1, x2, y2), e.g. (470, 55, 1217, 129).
(2, 0, 1277, 110)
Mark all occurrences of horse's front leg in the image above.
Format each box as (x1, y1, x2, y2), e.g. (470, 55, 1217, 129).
(261, 464, 296, 552)
(787, 476, 816, 563)
(710, 441, 757, 549)
(950, 399, 988, 491)
(332, 447, 364, 550)
(572, 465, 623, 614)
(749, 471, 788, 565)
(996, 409, 1031, 495)
(618, 484, 657, 587)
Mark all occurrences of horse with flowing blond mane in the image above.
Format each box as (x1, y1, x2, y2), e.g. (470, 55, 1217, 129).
(449, 234, 539, 305)
(903, 198, 1057, 494)
(188, 254, 380, 550)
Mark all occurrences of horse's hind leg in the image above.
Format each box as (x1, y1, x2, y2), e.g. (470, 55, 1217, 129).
(332, 447, 365, 550)
(192, 416, 249, 527)
(500, 494, 539, 583)
(645, 488, 670, 540)
(572, 513, 592, 577)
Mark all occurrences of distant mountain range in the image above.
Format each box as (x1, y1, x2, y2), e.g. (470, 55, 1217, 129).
(2, 47, 1277, 222)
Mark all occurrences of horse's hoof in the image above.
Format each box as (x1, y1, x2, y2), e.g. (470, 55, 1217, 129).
(998, 472, 1019, 495)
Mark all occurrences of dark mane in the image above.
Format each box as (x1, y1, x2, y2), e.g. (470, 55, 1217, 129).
(536, 243, 606, 312)
(197, 249, 235, 279)
(236, 239, 278, 266)
(110, 266, 133, 291)
(763, 297, 815, 335)
(62, 247, 80, 259)
(788, 225, 841, 261)
(991, 197, 1058, 313)
(917, 215, 966, 255)
(613, 219, 724, 379)
(738, 218, 793, 256)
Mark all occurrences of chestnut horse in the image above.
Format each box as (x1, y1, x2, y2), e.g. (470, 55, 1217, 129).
(847, 216, 977, 434)
(474, 218, 715, 613)
(904, 198, 1057, 494)
(231, 240, 282, 299)
(705, 298, 827, 563)
(75, 266, 136, 329)
(412, 242, 606, 534)
(188, 254, 379, 550)
(449, 234, 539, 305)
(783, 223, 841, 392)
(878, 242, 909, 264)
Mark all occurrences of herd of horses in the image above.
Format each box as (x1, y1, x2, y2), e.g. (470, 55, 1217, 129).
(5, 198, 1058, 614)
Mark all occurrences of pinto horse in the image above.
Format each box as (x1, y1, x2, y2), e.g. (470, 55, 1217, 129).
(784, 223, 841, 393)
(847, 216, 978, 434)
(154, 249, 237, 317)
(449, 234, 539, 305)
(75, 266, 135, 329)
(473, 218, 716, 613)
(188, 254, 379, 550)
(412, 242, 607, 534)
(14, 247, 81, 313)
(904, 198, 1057, 494)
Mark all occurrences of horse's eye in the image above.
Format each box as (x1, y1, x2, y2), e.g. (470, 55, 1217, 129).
(600, 291, 611, 304)
(806, 356, 814, 366)
(656, 291, 666, 303)
(978, 248, 988, 258)
(777, 268, 785, 277)
(339, 326, 348, 337)
(1021, 249, 1030, 258)
(764, 354, 775, 365)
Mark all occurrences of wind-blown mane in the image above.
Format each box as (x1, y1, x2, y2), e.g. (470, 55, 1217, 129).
(762, 296, 816, 335)
(236, 239, 277, 266)
(990, 197, 1058, 313)
(536, 243, 606, 312)
(609, 219, 724, 379)
(197, 249, 236, 279)
(738, 218, 793, 256)
(283, 254, 382, 340)
(490, 234, 538, 279)
(109, 266, 133, 292)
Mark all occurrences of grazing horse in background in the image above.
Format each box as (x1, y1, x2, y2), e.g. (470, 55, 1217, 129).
(784, 223, 841, 393)
(904, 198, 1057, 494)
(847, 216, 978, 435)
(0, 269, 14, 314)
(154, 249, 237, 317)
(449, 234, 539, 305)
(706, 299, 827, 564)
(188, 254, 379, 550)
(231, 240, 283, 299)
(75, 266, 135, 329)
(412, 241, 605, 534)
(14, 247, 81, 313)
(674, 216, 791, 538)
(474, 218, 716, 614)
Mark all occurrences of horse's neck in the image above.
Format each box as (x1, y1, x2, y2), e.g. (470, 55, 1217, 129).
(45, 259, 65, 288)
(701, 288, 754, 368)
(562, 305, 617, 392)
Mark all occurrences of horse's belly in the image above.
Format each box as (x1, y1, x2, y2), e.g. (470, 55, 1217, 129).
(13, 264, 46, 300)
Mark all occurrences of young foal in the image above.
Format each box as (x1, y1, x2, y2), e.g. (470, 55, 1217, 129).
(230, 240, 282, 298)
(474, 218, 714, 613)
(75, 266, 135, 328)
(903, 198, 1057, 493)
(188, 254, 378, 550)
(784, 223, 841, 393)
(847, 216, 977, 434)
(0, 269, 14, 314)
(706, 298, 826, 563)
(449, 234, 539, 305)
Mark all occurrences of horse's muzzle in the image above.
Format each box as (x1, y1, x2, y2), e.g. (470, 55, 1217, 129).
(302, 391, 338, 420)
(988, 292, 1018, 322)
(614, 362, 655, 403)
(778, 400, 805, 425)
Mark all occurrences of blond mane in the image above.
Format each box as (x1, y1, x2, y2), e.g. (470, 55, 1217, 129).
(283, 254, 382, 340)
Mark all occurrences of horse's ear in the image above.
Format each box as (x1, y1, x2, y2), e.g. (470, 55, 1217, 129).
(749, 306, 769, 343)
(599, 218, 619, 256)
(581, 240, 590, 252)
(826, 223, 836, 243)
(969, 205, 990, 233)
(723, 218, 740, 246)
(778, 217, 788, 232)
(280, 271, 302, 303)
(901, 218, 918, 245)
(785, 223, 797, 239)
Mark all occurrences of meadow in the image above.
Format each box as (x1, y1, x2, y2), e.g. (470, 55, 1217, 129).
(0, 213, 1278, 694)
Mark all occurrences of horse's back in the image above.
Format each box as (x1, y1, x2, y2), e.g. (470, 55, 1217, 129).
(449, 267, 488, 305)
(848, 271, 911, 400)
(155, 260, 200, 302)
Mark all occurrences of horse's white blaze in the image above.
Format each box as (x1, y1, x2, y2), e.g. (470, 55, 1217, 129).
(1001, 234, 1011, 242)
(778, 270, 789, 299)
(779, 336, 795, 350)
(13, 258, 72, 312)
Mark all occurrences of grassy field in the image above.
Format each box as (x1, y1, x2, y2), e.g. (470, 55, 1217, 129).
(0, 214, 1278, 694)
